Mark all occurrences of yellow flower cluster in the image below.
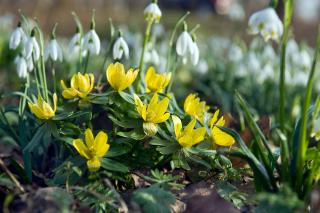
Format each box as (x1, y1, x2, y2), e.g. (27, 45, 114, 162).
(73, 128, 110, 171)
(184, 93, 209, 124)
(183, 94, 235, 147)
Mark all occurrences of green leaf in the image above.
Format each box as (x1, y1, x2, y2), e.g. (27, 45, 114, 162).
(53, 111, 92, 121)
(132, 185, 176, 213)
(118, 91, 135, 105)
(106, 142, 132, 157)
(117, 129, 145, 140)
(23, 123, 48, 152)
(100, 158, 129, 173)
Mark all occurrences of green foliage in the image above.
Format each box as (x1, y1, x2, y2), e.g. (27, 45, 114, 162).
(132, 184, 176, 213)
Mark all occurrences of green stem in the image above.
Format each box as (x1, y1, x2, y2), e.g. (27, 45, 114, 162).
(136, 20, 154, 92)
(295, 26, 320, 196)
(35, 26, 49, 101)
(83, 52, 90, 74)
(51, 60, 56, 94)
(165, 12, 190, 74)
(279, 0, 293, 132)
(18, 74, 32, 181)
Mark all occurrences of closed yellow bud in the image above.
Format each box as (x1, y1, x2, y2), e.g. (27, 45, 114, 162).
(28, 93, 57, 120)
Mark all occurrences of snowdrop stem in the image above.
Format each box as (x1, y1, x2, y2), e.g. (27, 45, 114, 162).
(165, 12, 190, 74)
(279, 0, 293, 132)
(83, 52, 91, 74)
(190, 24, 200, 35)
(295, 26, 320, 197)
(137, 19, 154, 92)
(269, 0, 279, 8)
(100, 19, 115, 76)
(34, 25, 49, 101)
(51, 60, 57, 94)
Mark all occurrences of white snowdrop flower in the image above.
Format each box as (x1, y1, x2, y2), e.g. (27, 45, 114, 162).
(258, 63, 274, 83)
(248, 8, 283, 42)
(262, 44, 276, 62)
(113, 36, 129, 60)
(176, 31, 193, 57)
(228, 44, 243, 62)
(190, 41, 199, 65)
(236, 64, 247, 77)
(23, 34, 40, 61)
(45, 39, 63, 62)
(291, 71, 309, 86)
(9, 24, 27, 49)
(68, 32, 82, 57)
(228, 3, 245, 21)
(144, 0, 162, 22)
(14, 55, 27, 78)
(247, 52, 261, 71)
(197, 59, 209, 75)
(83, 29, 100, 55)
(299, 50, 312, 70)
(145, 46, 160, 65)
(26, 57, 34, 72)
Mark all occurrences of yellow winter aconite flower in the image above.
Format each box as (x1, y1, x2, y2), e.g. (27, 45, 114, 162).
(209, 110, 235, 147)
(28, 93, 57, 120)
(73, 128, 110, 172)
(134, 93, 170, 136)
(60, 72, 94, 99)
(145, 67, 172, 93)
(106, 62, 139, 92)
(184, 93, 209, 124)
(172, 115, 206, 148)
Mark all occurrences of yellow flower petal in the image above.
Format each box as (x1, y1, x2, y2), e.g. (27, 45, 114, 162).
(93, 131, 108, 152)
(73, 139, 90, 159)
(85, 128, 94, 148)
(172, 115, 182, 138)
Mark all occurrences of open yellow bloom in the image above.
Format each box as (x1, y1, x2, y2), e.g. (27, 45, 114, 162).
(106, 62, 139, 92)
(60, 72, 94, 99)
(134, 93, 170, 136)
(73, 128, 110, 171)
(184, 93, 209, 124)
(145, 67, 172, 93)
(209, 110, 235, 147)
(172, 115, 206, 148)
(28, 93, 57, 120)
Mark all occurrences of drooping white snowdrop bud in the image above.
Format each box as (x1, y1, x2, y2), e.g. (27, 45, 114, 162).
(26, 57, 34, 72)
(45, 38, 63, 62)
(14, 55, 27, 78)
(176, 31, 193, 57)
(248, 8, 283, 42)
(113, 32, 129, 60)
(23, 30, 40, 61)
(9, 22, 27, 50)
(83, 19, 100, 56)
(144, 0, 162, 23)
(144, 43, 160, 65)
(190, 41, 199, 66)
(68, 28, 82, 57)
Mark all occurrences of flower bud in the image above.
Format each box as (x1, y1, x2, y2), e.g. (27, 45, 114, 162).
(143, 122, 158, 136)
